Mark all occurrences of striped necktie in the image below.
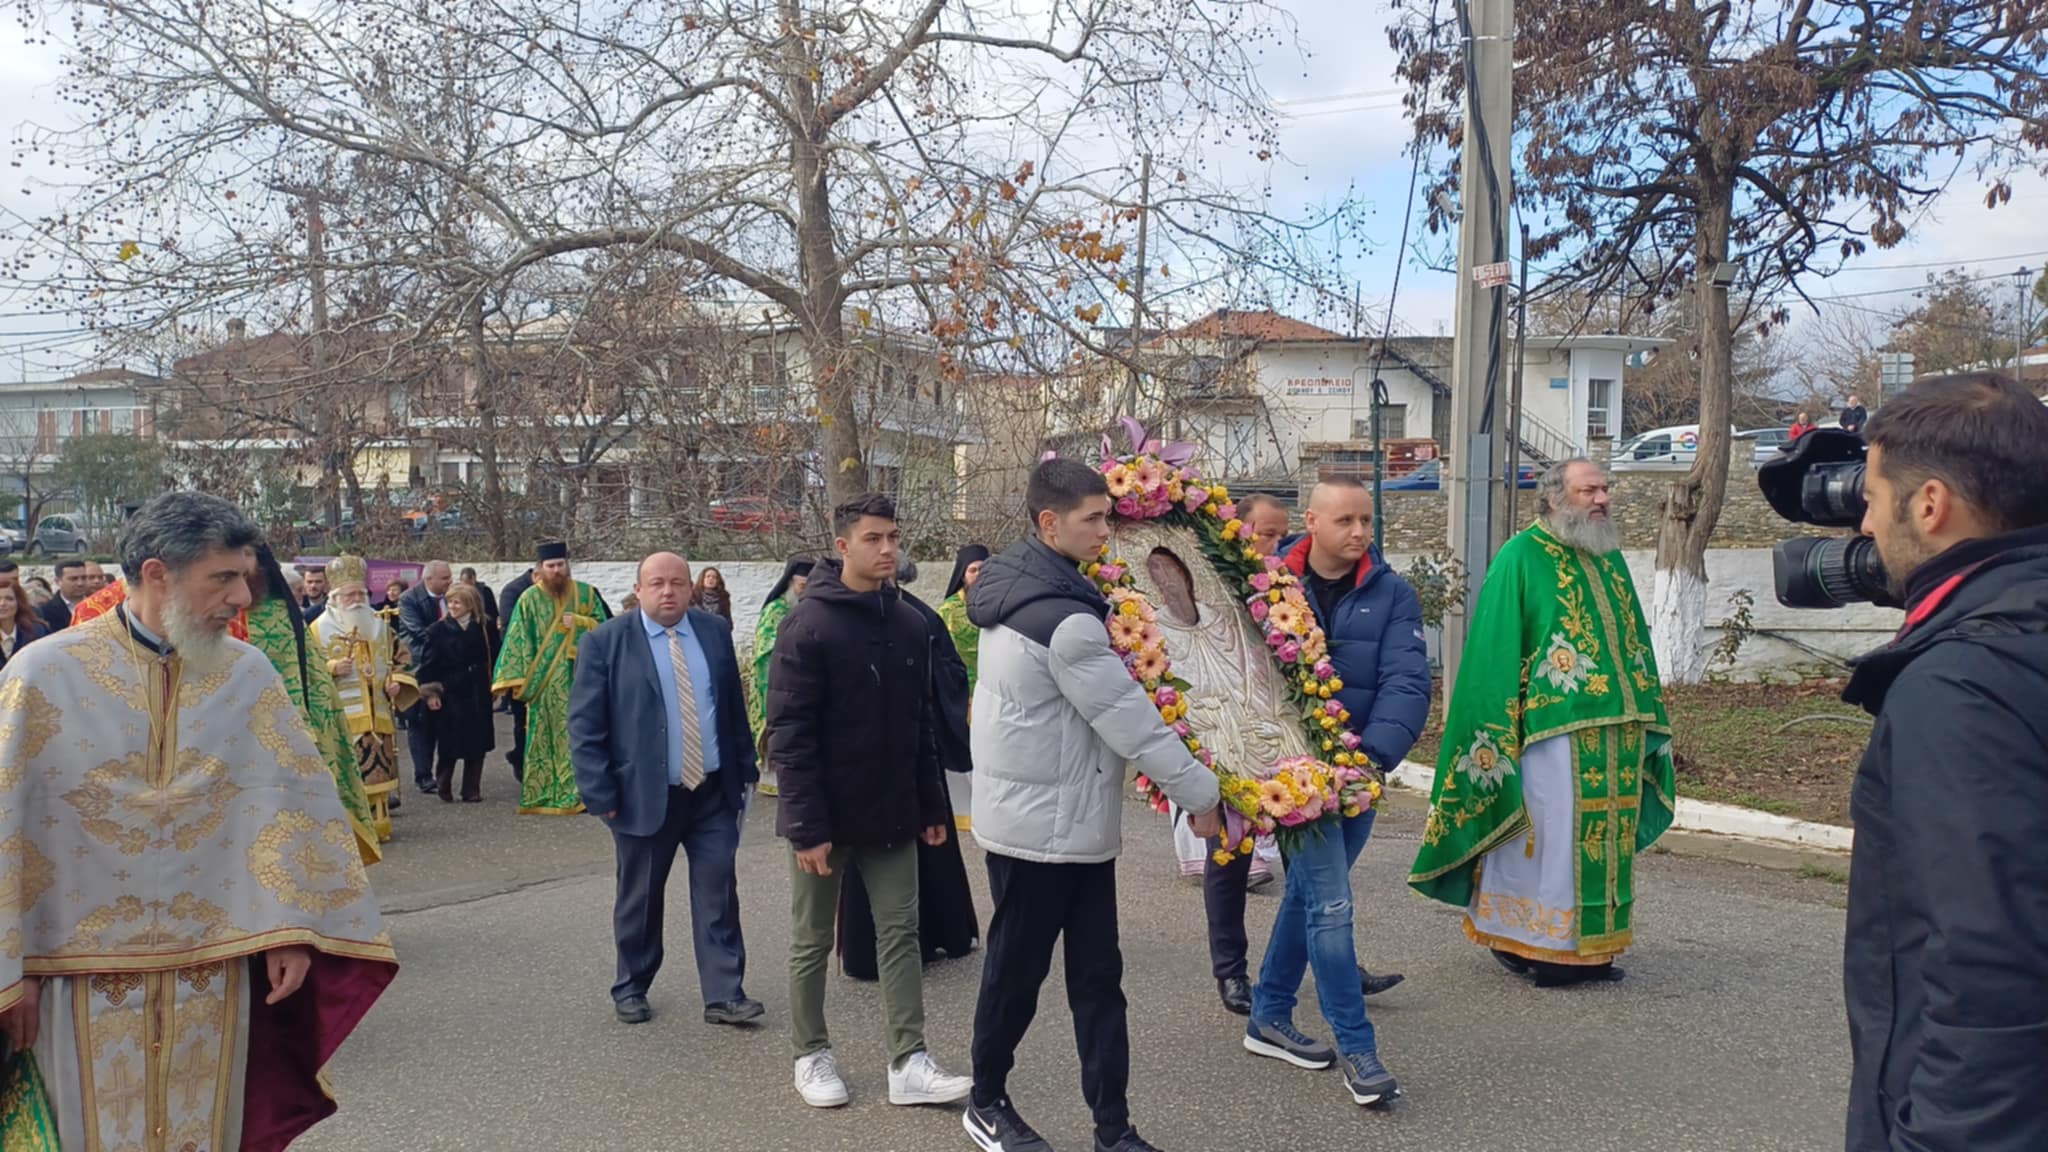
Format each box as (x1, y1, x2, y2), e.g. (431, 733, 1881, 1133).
(667, 628, 706, 791)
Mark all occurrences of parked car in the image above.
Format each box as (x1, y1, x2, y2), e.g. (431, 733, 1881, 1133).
(0, 522, 23, 555)
(1383, 459, 1539, 491)
(1735, 427, 1792, 463)
(27, 514, 91, 556)
(709, 496, 799, 532)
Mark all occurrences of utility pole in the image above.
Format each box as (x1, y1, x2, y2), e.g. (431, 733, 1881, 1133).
(1119, 154, 1154, 419)
(1441, 0, 1515, 695)
(2016, 266, 2034, 377)
(1505, 222, 1530, 535)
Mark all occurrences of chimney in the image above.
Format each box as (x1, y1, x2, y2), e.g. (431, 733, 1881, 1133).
(226, 318, 247, 343)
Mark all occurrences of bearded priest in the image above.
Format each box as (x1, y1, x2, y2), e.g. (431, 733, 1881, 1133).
(0, 491, 396, 1148)
(493, 541, 610, 815)
(309, 553, 419, 793)
(1409, 458, 1676, 988)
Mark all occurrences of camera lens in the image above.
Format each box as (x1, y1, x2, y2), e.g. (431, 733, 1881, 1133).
(1800, 462, 1867, 525)
(1773, 534, 1891, 609)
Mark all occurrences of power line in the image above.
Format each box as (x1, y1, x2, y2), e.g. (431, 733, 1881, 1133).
(1824, 248, 2048, 274)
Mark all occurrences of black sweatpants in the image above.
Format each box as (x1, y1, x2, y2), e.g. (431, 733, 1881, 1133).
(970, 854, 1130, 1144)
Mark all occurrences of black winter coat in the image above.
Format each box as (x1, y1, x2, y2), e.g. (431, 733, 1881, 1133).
(415, 617, 498, 761)
(902, 589, 973, 776)
(1841, 525, 2048, 1152)
(768, 559, 947, 850)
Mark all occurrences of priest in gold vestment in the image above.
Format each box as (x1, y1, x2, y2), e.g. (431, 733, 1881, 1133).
(0, 493, 396, 1151)
(307, 554, 419, 790)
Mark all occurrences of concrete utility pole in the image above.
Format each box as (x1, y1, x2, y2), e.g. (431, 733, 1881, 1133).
(1119, 154, 1154, 419)
(1441, 0, 1515, 694)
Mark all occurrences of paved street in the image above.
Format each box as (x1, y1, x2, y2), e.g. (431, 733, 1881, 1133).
(301, 743, 1851, 1152)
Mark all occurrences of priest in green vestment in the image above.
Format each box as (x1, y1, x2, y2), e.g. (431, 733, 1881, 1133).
(492, 541, 610, 815)
(244, 544, 382, 866)
(937, 543, 989, 692)
(1410, 459, 1676, 987)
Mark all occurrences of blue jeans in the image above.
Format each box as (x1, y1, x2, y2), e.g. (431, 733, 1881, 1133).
(1251, 809, 1377, 1055)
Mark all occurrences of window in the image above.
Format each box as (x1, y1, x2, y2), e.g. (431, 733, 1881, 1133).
(751, 351, 790, 413)
(677, 356, 703, 407)
(1587, 377, 1615, 438)
(1349, 404, 1408, 442)
(386, 384, 410, 425)
(35, 410, 56, 455)
(439, 462, 464, 486)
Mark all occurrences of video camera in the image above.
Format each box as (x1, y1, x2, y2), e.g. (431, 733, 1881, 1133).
(1757, 428, 1896, 610)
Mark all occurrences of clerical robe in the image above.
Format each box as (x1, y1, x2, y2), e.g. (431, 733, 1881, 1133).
(492, 581, 609, 815)
(307, 606, 418, 787)
(0, 610, 397, 1151)
(244, 598, 381, 867)
(1409, 522, 1676, 965)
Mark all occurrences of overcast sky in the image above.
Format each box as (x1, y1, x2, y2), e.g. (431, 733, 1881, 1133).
(1, 1, 2043, 379)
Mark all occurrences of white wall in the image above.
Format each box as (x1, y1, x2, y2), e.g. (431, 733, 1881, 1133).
(1387, 546, 1900, 681)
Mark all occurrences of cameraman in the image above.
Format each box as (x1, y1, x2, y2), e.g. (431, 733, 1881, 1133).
(1842, 372, 2048, 1152)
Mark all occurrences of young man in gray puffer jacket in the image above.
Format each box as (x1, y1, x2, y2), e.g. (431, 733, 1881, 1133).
(961, 458, 1223, 1152)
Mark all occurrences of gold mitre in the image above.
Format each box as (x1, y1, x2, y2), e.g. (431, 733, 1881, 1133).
(327, 553, 369, 590)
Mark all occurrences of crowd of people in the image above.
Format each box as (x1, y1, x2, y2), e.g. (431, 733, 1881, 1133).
(0, 371, 2042, 1150)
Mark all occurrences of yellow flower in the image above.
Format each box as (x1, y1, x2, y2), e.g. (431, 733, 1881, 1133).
(1242, 548, 1260, 560)
(1327, 677, 1343, 692)
(1240, 836, 1255, 854)
(1187, 737, 1202, 752)
(1220, 523, 1239, 542)
(1268, 589, 1282, 603)
(1087, 562, 1102, 576)
(1317, 684, 1332, 698)
(1301, 676, 1318, 691)
(1202, 501, 1220, 515)
(1212, 485, 1231, 501)
(1322, 739, 1335, 752)
(1319, 715, 1337, 730)
(1213, 849, 1236, 867)
(1118, 600, 1141, 617)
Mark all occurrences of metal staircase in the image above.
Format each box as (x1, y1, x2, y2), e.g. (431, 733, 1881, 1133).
(1514, 411, 1579, 467)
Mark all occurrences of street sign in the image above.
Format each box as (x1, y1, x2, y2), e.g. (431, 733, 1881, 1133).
(1878, 352, 1915, 396)
(1473, 262, 1512, 289)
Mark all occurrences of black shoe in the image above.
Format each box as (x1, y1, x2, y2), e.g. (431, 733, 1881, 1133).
(1246, 869, 1275, 893)
(614, 995, 652, 1024)
(1217, 976, 1251, 1016)
(963, 1098, 1054, 1152)
(1094, 1128, 1163, 1152)
(1492, 949, 1533, 976)
(1342, 1051, 1401, 1106)
(1242, 1017, 1336, 1070)
(1359, 967, 1406, 996)
(1534, 960, 1625, 988)
(704, 998, 765, 1026)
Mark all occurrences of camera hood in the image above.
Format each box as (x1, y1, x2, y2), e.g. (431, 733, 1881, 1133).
(1758, 428, 1866, 527)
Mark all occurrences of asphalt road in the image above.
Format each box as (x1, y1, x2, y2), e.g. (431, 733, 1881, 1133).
(300, 741, 1852, 1152)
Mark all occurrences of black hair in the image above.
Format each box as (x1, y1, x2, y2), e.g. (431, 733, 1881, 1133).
(118, 492, 260, 575)
(1026, 458, 1108, 523)
(833, 492, 897, 537)
(53, 559, 86, 579)
(1864, 372, 2048, 532)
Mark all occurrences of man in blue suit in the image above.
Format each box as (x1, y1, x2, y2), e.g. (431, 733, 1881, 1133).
(570, 551, 762, 1027)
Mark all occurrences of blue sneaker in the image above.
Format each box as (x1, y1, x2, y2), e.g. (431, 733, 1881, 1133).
(1342, 1050, 1400, 1106)
(1243, 1018, 1336, 1070)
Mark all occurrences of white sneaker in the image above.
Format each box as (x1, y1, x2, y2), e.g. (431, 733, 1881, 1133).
(887, 1049, 972, 1106)
(795, 1049, 850, 1108)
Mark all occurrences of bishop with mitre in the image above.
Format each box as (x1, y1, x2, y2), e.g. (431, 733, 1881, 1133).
(0, 492, 396, 1150)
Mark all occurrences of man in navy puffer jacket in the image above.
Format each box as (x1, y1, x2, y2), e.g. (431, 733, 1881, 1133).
(1241, 478, 1432, 1109)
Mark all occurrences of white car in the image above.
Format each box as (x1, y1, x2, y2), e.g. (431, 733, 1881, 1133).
(1735, 427, 1792, 463)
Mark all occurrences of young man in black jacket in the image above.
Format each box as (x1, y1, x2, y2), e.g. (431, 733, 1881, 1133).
(1841, 372, 2048, 1152)
(768, 493, 971, 1112)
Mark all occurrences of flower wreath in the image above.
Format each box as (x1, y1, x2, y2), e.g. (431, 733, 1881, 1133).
(1081, 418, 1380, 862)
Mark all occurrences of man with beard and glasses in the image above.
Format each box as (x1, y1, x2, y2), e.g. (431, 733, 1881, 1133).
(0, 491, 395, 1146)
(309, 554, 420, 795)
(1410, 458, 1677, 989)
(494, 541, 611, 815)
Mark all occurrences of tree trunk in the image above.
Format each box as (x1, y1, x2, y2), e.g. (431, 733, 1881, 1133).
(467, 300, 509, 560)
(1651, 177, 1737, 685)
(782, 0, 865, 512)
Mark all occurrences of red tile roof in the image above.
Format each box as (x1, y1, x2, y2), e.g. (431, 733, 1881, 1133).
(1161, 308, 1349, 344)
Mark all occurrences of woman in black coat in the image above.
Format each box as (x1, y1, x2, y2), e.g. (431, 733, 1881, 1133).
(415, 583, 498, 802)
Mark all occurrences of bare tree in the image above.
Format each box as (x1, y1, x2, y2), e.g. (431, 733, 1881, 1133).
(1391, 0, 2048, 682)
(17, 0, 1356, 519)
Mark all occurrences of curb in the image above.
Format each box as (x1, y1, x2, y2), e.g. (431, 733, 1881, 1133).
(1387, 760, 1853, 854)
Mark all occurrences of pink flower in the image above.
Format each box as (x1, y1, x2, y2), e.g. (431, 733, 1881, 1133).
(1324, 699, 1345, 718)
(1314, 660, 1335, 678)
(1173, 722, 1191, 739)
(1183, 486, 1210, 510)
(1265, 555, 1286, 572)
(1115, 496, 1139, 517)
(1277, 639, 1302, 663)
(1340, 731, 1363, 750)
(1198, 749, 1215, 766)
(1097, 564, 1125, 583)
(1249, 572, 1272, 592)
(1217, 503, 1238, 521)
(1248, 600, 1270, 622)
(1154, 686, 1179, 708)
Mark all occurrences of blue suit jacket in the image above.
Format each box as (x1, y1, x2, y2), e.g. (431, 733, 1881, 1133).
(569, 608, 758, 837)
(1278, 535, 1434, 770)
